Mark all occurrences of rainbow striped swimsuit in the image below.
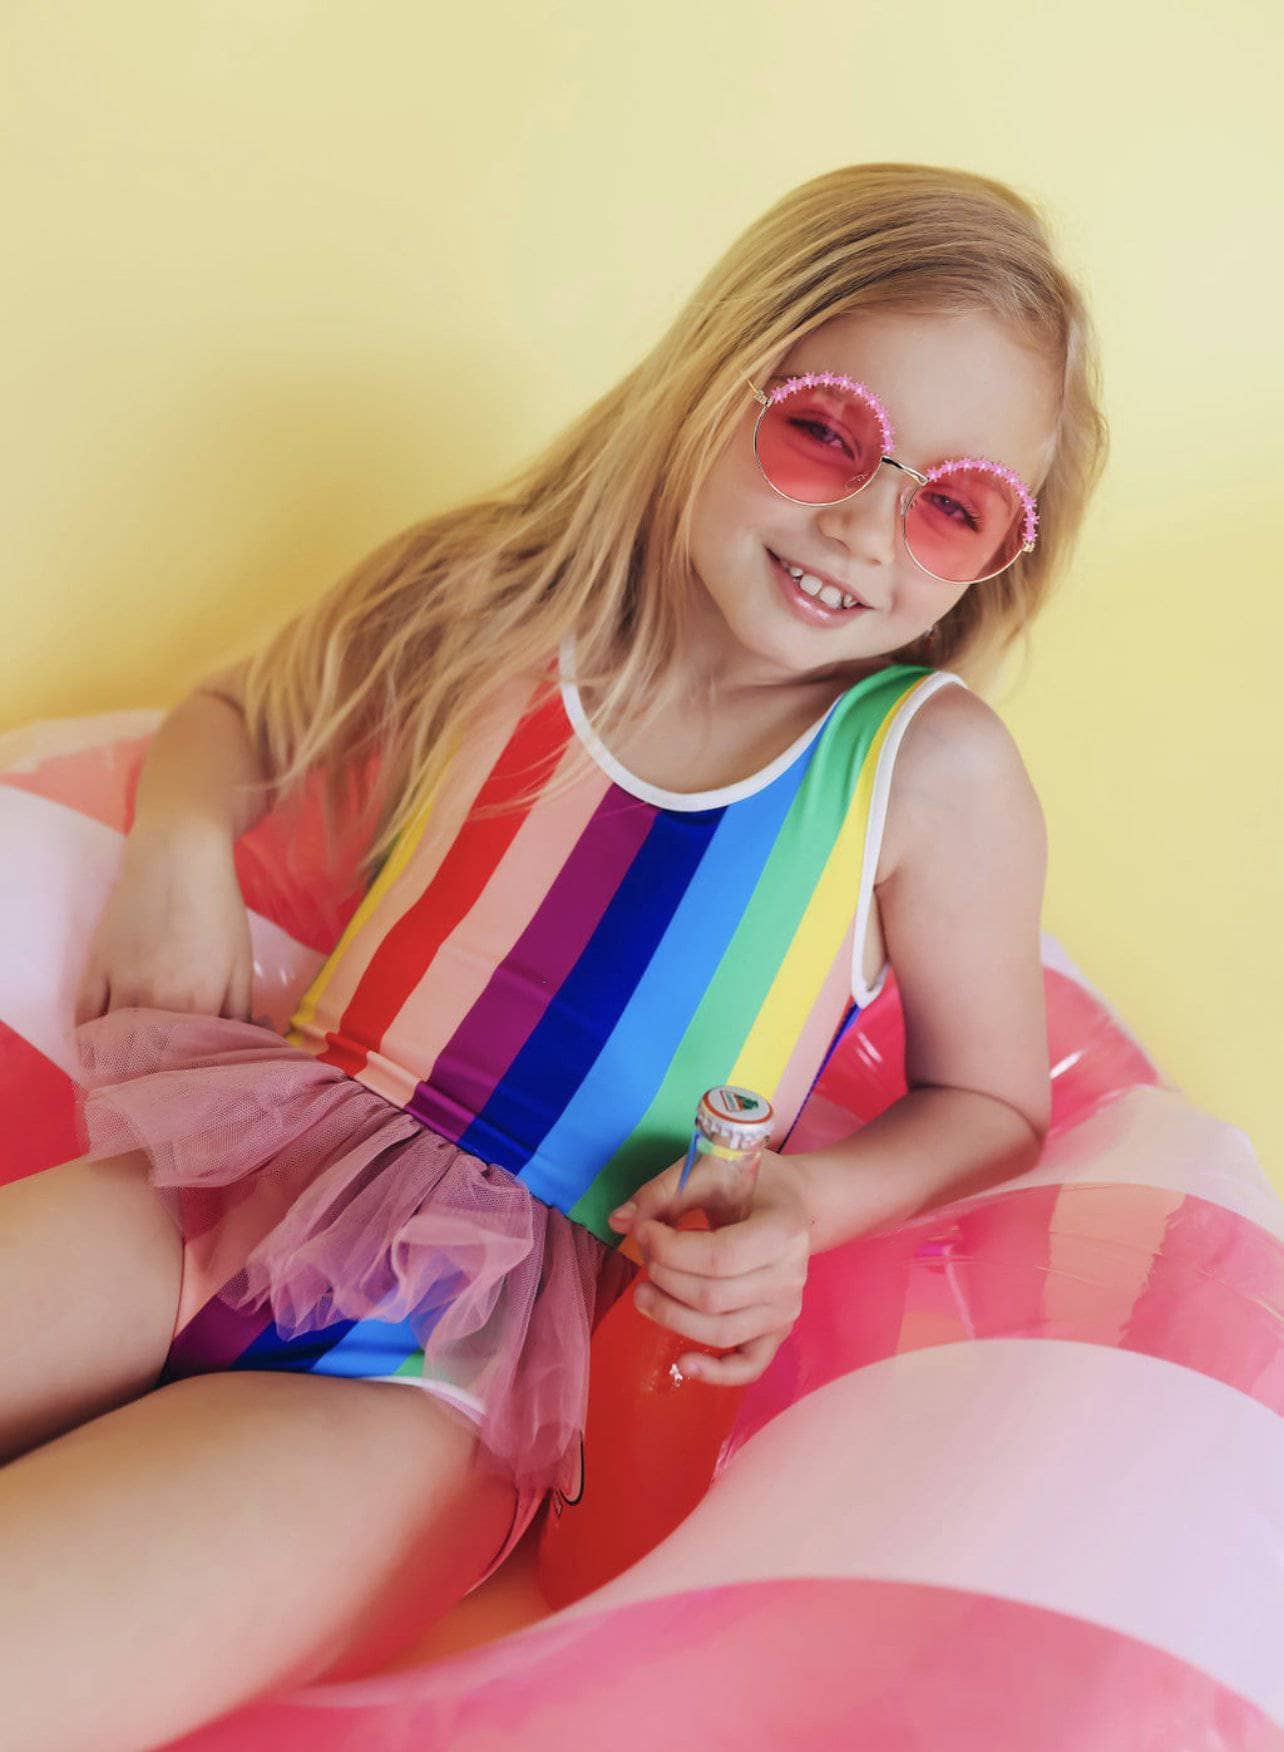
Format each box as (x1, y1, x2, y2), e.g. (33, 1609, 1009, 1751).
(284, 648, 966, 1246)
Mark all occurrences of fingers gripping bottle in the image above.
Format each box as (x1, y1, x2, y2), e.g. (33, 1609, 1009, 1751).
(538, 1086, 774, 1606)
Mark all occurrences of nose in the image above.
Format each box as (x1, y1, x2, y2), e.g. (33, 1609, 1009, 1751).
(814, 462, 907, 603)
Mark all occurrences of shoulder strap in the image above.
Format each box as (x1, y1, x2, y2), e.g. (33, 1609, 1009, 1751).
(849, 669, 971, 1005)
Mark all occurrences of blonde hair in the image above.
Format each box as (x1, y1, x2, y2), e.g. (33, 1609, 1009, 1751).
(235, 161, 1109, 887)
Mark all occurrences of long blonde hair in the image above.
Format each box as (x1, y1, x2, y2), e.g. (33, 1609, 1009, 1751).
(234, 162, 1109, 886)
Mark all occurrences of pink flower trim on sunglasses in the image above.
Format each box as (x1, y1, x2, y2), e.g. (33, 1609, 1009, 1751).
(766, 371, 1040, 551)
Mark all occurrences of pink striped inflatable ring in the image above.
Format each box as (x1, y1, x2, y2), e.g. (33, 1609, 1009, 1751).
(3, 710, 1282, 1750)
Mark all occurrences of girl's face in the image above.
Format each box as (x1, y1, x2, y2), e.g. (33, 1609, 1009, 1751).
(684, 306, 1062, 691)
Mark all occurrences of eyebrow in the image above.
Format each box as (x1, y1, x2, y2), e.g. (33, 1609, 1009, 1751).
(766, 371, 1024, 482)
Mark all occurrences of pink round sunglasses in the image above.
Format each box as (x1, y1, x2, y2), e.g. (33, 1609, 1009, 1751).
(746, 370, 1040, 586)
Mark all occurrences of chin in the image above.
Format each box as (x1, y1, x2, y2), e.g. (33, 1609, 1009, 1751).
(728, 610, 811, 669)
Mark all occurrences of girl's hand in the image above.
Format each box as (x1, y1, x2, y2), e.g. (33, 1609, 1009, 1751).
(606, 1149, 811, 1386)
(74, 827, 257, 1025)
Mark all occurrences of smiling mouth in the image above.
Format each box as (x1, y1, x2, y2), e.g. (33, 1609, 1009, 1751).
(768, 549, 868, 613)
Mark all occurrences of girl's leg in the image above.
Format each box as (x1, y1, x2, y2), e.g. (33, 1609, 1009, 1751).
(0, 1151, 183, 1464)
(0, 1369, 519, 1752)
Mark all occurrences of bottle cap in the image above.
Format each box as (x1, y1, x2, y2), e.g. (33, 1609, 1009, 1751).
(694, 1085, 775, 1153)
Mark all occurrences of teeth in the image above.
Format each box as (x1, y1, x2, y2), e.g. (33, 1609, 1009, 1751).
(780, 555, 862, 612)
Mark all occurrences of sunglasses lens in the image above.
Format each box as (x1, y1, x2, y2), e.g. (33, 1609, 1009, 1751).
(905, 464, 1029, 584)
(754, 383, 883, 505)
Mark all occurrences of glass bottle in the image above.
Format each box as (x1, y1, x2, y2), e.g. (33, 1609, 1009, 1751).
(539, 1085, 775, 1605)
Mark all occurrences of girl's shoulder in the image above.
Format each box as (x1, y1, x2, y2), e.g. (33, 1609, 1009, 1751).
(876, 678, 1044, 890)
(872, 675, 1052, 1143)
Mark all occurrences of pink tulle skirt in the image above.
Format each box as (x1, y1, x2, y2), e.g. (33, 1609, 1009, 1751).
(70, 1007, 636, 1503)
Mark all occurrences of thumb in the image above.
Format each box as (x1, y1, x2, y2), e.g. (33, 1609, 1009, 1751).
(608, 1152, 699, 1234)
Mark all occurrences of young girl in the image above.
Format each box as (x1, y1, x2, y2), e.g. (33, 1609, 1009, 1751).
(2, 161, 1107, 1745)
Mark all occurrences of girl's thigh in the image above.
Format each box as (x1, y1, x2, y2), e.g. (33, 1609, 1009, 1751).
(0, 1149, 183, 1462)
(0, 1370, 519, 1751)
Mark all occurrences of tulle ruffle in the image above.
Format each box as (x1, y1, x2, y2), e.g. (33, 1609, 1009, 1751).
(72, 1006, 635, 1499)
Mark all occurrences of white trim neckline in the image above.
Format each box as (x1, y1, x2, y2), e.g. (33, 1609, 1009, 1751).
(556, 637, 969, 1010)
(557, 635, 847, 814)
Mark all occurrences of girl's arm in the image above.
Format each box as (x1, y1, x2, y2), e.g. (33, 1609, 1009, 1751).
(788, 684, 1052, 1255)
(612, 685, 1052, 1383)
(75, 660, 275, 1025)
(128, 659, 271, 853)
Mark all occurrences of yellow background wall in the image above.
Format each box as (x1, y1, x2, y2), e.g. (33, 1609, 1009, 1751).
(5, 3, 1280, 1179)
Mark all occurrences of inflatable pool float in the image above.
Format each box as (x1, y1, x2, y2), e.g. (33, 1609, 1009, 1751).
(3, 710, 1282, 1750)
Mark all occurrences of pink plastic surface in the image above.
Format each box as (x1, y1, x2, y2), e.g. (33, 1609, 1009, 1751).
(3, 712, 1282, 1750)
